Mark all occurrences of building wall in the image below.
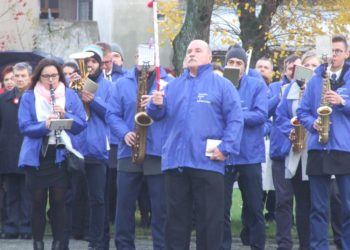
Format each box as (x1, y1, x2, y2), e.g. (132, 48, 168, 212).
(93, 0, 174, 69)
(34, 20, 100, 62)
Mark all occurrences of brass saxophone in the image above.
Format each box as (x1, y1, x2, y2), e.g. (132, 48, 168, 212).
(317, 63, 333, 144)
(290, 84, 306, 153)
(132, 64, 154, 164)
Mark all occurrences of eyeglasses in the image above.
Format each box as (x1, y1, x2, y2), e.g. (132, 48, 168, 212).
(41, 73, 59, 79)
(332, 49, 344, 55)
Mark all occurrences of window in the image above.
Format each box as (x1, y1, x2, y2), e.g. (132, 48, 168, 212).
(40, 0, 59, 19)
(78, 0, 93, 20)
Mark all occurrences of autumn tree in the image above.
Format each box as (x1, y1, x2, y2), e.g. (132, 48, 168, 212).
(158, 0, 350, 76)
(171, 0, 215, 73)
(0, 0, 36, 51)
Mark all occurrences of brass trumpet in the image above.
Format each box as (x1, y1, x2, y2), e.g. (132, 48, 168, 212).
(69, 51, 95, 120)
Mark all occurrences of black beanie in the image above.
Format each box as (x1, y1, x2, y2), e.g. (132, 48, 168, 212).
(225, 44, 247, 66)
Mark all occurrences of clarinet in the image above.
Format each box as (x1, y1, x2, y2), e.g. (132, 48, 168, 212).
(49, 83, 65, 149)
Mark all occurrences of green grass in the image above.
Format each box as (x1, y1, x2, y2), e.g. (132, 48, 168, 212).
(230, 189, 277, 238)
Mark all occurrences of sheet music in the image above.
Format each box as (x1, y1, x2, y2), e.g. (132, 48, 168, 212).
(138, 44, 155, 65)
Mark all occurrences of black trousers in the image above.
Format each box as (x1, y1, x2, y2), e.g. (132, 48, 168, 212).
(164, 167, 224, 250)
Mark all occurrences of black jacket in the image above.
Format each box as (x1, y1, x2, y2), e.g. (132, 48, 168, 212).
(0, 88, 24, 174)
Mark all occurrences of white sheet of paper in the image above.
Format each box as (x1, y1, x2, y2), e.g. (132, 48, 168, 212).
(205, 139, 222, 157)
(316, 35, 332, 58)
(83, 78, 98, 94)
(294, 65, 314, 83)
(138, 44, 155, 66)
(49, 119, 73, 130)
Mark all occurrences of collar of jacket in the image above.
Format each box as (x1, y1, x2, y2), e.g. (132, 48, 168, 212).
(4, 88, 16, 101)
(185, 64, 212, 79)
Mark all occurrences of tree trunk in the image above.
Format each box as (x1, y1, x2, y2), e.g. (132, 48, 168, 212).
(172, 0, 215, 74)
(237, 0, 281, 67)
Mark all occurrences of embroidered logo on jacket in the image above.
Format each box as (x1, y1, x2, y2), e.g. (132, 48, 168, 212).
(197, 93, 211, 104)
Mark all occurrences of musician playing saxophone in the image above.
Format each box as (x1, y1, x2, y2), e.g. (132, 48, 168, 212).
(105, 44, 173, 249)
(275, 50, 320, 250)
(297, 35, 350, 250)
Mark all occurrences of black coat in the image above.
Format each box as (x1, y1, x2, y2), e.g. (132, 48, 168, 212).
(0, 88, 24, 174)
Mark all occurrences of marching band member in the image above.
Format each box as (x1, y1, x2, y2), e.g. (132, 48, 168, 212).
(269, 55, 301, 250)
(76, 45, 111, 250)
(222, 45, 268, 250)
(148, 40, 243, 250)
(274, 50, 320, 250)
(106, 44, 172, 250)
(297, 35, 350, 250)
(18, 59, 86, 250)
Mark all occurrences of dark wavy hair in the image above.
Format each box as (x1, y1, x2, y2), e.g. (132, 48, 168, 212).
(30, 58, 67, 89)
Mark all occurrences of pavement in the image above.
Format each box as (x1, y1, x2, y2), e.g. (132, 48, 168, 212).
(0, 236, 340, 250)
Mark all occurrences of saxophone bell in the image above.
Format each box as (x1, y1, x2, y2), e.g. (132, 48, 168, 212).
(290, 116, 306, 153)
(317, 106, 333, 144)
(135, 111, 153, 127)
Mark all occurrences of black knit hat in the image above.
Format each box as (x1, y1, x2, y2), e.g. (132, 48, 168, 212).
(225, 44, 247, 66)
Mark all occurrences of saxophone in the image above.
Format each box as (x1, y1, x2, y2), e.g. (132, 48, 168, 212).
(132, 64, 154, 164)
(317, 63, 333, 144)
(290, 84, 306, 153)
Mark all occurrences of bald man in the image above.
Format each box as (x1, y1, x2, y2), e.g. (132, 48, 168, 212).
(147, 40, 244, 250)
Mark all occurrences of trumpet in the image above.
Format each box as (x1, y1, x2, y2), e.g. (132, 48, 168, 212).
(69, 51, 95, 120)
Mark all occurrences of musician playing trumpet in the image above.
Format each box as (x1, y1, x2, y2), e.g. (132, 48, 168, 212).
(297, 35, 350, 250)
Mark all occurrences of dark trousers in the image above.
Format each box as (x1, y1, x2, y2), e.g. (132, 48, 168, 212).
(85, 160, 107, 250)
(309, 175, 350, 250)
(330, 179, 343, 249)
(63, 171, 88, 248)
(272, 159, 311, 250)
(3, 174, 31, 234)
(108, 144, 118, 224)
(115, 171, 166, 250)
(223, 164, 265, 250)
(165, 168, 224, 250)
(0, 175, 5, 231)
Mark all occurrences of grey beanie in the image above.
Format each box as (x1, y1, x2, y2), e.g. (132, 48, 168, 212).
(110, 43, 124, 60)
(225, 44, 247, 66)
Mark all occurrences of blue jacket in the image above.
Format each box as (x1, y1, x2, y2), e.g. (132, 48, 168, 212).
(147, 64, 244, 174)
(18, 88, 87, 168)
(297, 64, 350, 152)
(106, 67, 173, 159)
(269, 79, 291, 160)
(109, 66, 128, 145)
(111, 64, 128, 83)
(78, 73, 111, 160)
(226, 74, 268, 165)
(274, 83, 297, 157)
